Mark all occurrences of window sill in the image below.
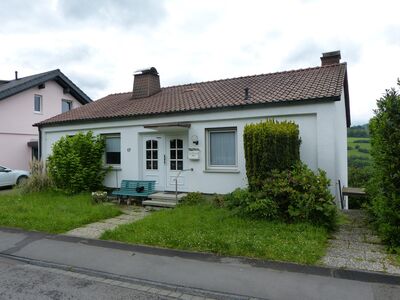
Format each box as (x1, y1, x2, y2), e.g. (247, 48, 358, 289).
(203, 169, 240, 174)
(34, 111, 43, 114)
(103, 166, 122, 171)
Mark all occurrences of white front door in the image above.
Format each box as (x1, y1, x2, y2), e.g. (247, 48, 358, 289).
(142, 134, 188, 192)
(165, 136, 188, 192)
(142, 135, 166, 190)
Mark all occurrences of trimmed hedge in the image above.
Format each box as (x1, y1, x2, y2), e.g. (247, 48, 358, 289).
(244, 120, 301, 190)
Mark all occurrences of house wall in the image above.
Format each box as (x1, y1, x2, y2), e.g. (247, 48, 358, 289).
(334, 90, 349, 208)
(40, 99, 348, 205)
(0, 80, 81, 170)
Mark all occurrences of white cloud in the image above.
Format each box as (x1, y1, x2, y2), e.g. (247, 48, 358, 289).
(1, 0, 399, 124)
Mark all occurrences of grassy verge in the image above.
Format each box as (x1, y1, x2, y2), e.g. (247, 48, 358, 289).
(0, 190, 121, 233)
(101, 204, 328, 264)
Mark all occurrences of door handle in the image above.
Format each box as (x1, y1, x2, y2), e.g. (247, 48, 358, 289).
(164, 154, 166, 165)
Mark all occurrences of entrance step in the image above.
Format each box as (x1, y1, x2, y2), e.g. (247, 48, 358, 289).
(142, 200, 177, 208)
(149, 192, 187, 202)
(143, 192, 187, 208)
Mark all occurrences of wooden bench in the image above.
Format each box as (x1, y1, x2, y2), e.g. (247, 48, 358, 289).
(112, 180, 156, 205)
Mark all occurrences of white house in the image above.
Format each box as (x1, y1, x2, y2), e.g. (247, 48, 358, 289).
(36, 51, 350, 206)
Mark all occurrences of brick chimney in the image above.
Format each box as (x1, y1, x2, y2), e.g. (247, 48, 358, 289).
(132, 67, 161, 98)
(320, 51, 341, 66)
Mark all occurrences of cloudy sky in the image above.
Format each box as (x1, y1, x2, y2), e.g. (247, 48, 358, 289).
(1, 0, 399, 125)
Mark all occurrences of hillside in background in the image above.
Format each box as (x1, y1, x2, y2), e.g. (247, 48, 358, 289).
(347, 123, 371, 208)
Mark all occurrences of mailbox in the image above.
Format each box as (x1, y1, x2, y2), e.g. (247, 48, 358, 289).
(188, 148, 200, 160)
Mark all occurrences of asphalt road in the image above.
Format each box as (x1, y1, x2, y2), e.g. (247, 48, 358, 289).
(0, 256, 176, 300)
(1, 228, 400, 300)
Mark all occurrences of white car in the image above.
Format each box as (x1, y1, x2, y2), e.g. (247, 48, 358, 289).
(0, 165, 29, 187)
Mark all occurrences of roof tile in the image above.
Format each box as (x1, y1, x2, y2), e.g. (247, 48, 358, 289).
(38, 63, 346, 126)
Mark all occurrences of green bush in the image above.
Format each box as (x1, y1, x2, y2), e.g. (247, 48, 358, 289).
(226, 163, 337, 230)
(244, 120, 301, 191)
(368, 80, 400, 247)
(47, 131, 107, 194)
(348, 156, 371, 168)
(180, 192, 206, 206)
(19, 159, 53, 193)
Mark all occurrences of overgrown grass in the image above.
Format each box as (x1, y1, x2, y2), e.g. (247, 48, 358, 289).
(101, 204, 328, 264)
(0, 190, 121, 233)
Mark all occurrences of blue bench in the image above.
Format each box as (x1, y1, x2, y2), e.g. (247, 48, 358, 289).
(112, 180, 156, 205)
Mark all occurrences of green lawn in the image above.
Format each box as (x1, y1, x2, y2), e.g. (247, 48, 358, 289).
(101, 204, 328, 264)
(0, 190, 121, 233)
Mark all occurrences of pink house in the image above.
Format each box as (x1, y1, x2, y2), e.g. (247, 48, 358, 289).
(0, 70, 91, 170)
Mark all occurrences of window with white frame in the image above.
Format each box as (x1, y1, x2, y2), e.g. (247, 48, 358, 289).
(34, 95, 42, 113)
(62, 99, 73, 113)
(206, 128, 237, 169)
(104, 134, 121, 165)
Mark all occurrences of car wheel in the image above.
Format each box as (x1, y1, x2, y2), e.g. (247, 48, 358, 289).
(16, 176, 28, 186)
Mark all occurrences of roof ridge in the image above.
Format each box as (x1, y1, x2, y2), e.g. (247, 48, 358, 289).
(162, 63, 346, 89)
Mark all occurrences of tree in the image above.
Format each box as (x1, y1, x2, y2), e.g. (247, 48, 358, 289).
(368, 80, 400, 247)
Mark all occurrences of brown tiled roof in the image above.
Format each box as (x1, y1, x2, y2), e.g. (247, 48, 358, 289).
(37, 63, 348, 126)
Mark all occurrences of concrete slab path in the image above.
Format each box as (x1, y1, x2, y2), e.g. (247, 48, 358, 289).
(322, 210, 400, 275)
(66, 206, 150, 239)
(0, 228, 400, 300)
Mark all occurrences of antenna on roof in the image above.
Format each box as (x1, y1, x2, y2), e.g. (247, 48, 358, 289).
(15, 71, 18, 80)
(244, 87, 250, 100)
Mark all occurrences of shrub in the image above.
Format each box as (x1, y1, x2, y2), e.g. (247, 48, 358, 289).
(212, 194, 225, 208)
(47, 131, 107, 194)
(19, 159, 53, 193)
(91, 191, 108, 203)
(348, 156, 371, 168)
(368, 80, 400, 247)
(347, 146, 353, 150)
(179, 192, 206, 206)
(225, 163, 338, 229)
(244, 120, 301, 191)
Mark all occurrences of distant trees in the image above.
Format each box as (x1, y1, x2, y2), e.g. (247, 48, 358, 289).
(347, 124, 369, 138)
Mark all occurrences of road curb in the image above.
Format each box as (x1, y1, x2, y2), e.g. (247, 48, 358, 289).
(0, 252, 252, 300)
(1, 226, 399, 286)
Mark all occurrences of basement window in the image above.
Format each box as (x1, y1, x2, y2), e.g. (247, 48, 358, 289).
(104, 134, 121, 165)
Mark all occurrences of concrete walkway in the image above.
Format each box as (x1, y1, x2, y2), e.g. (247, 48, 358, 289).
(0, 228, 399, 300)
(322, 210, 400, 275)
(66, 206, 150, 239)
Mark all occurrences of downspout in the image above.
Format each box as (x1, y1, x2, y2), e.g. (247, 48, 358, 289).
(38, 126, 42, 160)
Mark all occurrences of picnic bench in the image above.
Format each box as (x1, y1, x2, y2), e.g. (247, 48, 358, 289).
(112, 180, 156, 205)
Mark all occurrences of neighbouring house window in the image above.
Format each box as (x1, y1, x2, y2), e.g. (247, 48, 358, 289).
(206, 128, 237, 168)
(104, 134, 121, 165)
(34, 95, 42, 113)
(62, 99, 73, 113)
(170, 139, 183, 170)
(32, 147, 39, 160)
(146, 140, 158, 170)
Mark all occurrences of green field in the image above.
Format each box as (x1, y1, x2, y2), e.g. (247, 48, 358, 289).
(348, 137, 371, 158)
